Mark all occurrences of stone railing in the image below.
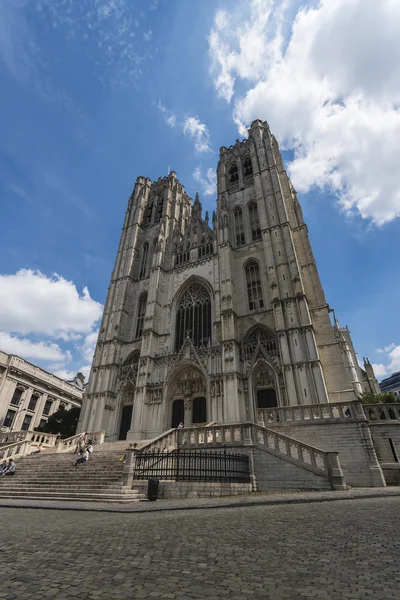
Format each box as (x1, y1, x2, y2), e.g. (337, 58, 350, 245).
(177, 422, 346, 490)
(139, 429, 178, 454)
(0, 439, 33, 460)
(55, 431, 105, 453)
(363, 403, 400, 422)
(257, 400, 365, 426)
(0, 430, 58, 447)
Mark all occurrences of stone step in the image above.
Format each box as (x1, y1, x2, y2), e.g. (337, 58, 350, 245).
(0, 494, 145, 503)
(0, 491, 145, 501)
(0, 488, 145, 498)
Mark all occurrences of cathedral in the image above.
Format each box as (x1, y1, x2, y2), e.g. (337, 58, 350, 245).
(79, 120, 379, 441)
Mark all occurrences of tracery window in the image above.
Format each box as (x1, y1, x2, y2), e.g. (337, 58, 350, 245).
(175, 283, 211, 351)
(139, 243, 149, 279)
(243, 156, 253, 177)
(228, 163, 239, 183)
(243, 327, 279, 361)
(176, 251, 190, 266)
(198, 242, 213, 258)
(248, 202, 262, 241)
(245, 260, 264, 311)
(234, 207, 245, 247)
(135, 293, 147, 339)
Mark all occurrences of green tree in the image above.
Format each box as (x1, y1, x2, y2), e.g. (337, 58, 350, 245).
(361, 391, 400, 404)
(35, 406, 81, 438)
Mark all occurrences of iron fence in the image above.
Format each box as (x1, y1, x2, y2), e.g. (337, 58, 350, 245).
(133, 449, 250, 483)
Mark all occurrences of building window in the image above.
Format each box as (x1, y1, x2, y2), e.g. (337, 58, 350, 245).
(43, 400, 53, 416)
(135, 293, 148, 339)
(154, 194, 164, 223)
(198, 243, 213, 258)
(10, 388, 23, 407)
(248, 202, 262, 241)
(21, 414, 32, 431)
(228, 163, 239, 183)
(243, 156, 253, 177)
(39, 419, 47, 428)
(245, 260, 264, 311)
(3, 409, 16, 428)
(175, 283, 211, 351)
(139, 243, 149, 278)
(28, 395, 39, 412)
(143, 200, 153, 227)
(176, 251, 190, 266)
(59, 402, 66, 410)
(234, 207, 245, 247)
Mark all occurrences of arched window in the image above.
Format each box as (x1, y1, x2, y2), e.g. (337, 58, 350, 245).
(245, 260, 264, 311)
(228, 163, 239, 183)
(139, 243, 149, 279)
(243, 156, 253, 177)
(175, 283, 211, 351)
(234, 207, 245, 247)
(155, 194, 164, 223)
(135, 293, 147, 339)
(248, 202, 261, 241)
(143, 201, 153, 227)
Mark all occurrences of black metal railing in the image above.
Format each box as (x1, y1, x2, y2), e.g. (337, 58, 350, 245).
(133, 449, 250, 483)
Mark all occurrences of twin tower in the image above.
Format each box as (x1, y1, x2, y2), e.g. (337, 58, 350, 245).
(78, 120, 379, 441)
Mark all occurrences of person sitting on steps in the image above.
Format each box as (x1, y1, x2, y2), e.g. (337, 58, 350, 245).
(0, 460, 8, 474)
(73, 449, 89, 467)
(31, 443, 43, 455)
(1, 458, 16, 476)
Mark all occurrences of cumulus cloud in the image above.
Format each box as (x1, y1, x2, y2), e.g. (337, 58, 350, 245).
(372, 343, 400, 379)
(209, 0, 400, 224)
(0, 270, 103, 337)
(183, 117, 212, 153)
(193, 166, 217, 197)
(0, 332, 67, 362)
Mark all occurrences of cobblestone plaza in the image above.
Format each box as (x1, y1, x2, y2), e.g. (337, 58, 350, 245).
(1, 497, 399, 600)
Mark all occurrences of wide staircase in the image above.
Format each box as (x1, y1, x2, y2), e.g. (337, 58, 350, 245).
(0, 441, 146, 503)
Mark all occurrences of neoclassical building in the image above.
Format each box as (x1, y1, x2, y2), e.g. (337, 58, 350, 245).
(79, 120, 378, 441)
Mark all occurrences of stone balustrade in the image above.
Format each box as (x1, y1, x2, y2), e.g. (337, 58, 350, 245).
(0, 430, 58, 447)
(56, 431, 105, 453)
(257, 400, 366, 426)
(177, 422, 346, 491)
(139, 429, 178, 454)
(363, 404, 400, 422)
(0, 439, 32, 460)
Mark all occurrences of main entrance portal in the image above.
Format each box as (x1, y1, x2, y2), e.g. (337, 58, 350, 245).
(119, 405, 133, 440)
(171, 399, 184, 428)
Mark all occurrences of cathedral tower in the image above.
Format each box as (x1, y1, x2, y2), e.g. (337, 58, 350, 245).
(79, 120, 369, 440)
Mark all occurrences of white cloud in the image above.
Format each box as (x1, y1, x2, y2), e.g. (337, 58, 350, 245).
(0, 270, 103, 337)
(193, 166, 217, 197)
(79, 330, 99, 363)
(0, 332, 67, 362)
(157, 102, 177, 128)
(372, 343, 400, 380)
(209, 0, 400, 225)
(183, 117, 212, 153)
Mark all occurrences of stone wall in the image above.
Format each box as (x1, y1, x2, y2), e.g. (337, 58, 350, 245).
(369, 423, 400, 463)
(267, 421, 385, 488)
(131, 481, 252, 499)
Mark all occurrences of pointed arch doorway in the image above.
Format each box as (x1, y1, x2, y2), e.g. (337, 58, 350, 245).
(171, 399, 184, 428)
(168, 366, 208, 429)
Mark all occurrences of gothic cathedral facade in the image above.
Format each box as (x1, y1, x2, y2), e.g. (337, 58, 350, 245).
(79, 120, 379, 441)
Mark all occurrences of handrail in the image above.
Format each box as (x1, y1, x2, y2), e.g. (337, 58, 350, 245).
(363, 403, 400, 422)
(177, 422, 346, 490)
(55, 431, 105, 453)
(257, 400, 366, 426)
(138, 428, 178, 454)
(0, 430, 58, 446)
(0, 439, 33, 460)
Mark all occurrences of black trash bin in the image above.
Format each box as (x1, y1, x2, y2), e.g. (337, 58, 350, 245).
(147, 478, 159, 501)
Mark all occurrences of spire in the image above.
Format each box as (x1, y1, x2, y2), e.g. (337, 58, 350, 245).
(204, 211, 209, 227)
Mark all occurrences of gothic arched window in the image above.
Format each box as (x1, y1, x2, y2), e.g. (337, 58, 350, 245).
(135, 293, 147, 339)
(155, 194, 164, 223)
(228, 163, 239, 183)
(143, 201, 153, 227)
(245, 260, 264, 311)
(139, 243, 149, 279)
(234, 207, 245, 247)
(248, 202, 262, 241)
(175, 283, 211, 351)
(243, 156, 253, 177)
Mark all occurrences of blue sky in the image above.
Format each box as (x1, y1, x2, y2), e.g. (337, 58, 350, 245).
(0, 0, 399, 381)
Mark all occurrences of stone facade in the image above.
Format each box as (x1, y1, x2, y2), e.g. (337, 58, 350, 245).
(0, 351, 82, 432)
(79, 120, 378, 441)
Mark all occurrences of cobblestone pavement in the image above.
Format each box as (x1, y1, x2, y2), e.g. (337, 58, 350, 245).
(0, 497, 399, 600)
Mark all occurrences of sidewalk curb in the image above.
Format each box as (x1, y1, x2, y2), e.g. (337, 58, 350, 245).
(0, 490, 399, 514)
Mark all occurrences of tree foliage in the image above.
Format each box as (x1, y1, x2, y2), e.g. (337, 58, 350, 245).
(361, 391, 400, 404)
(35, 406, 81, 439)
